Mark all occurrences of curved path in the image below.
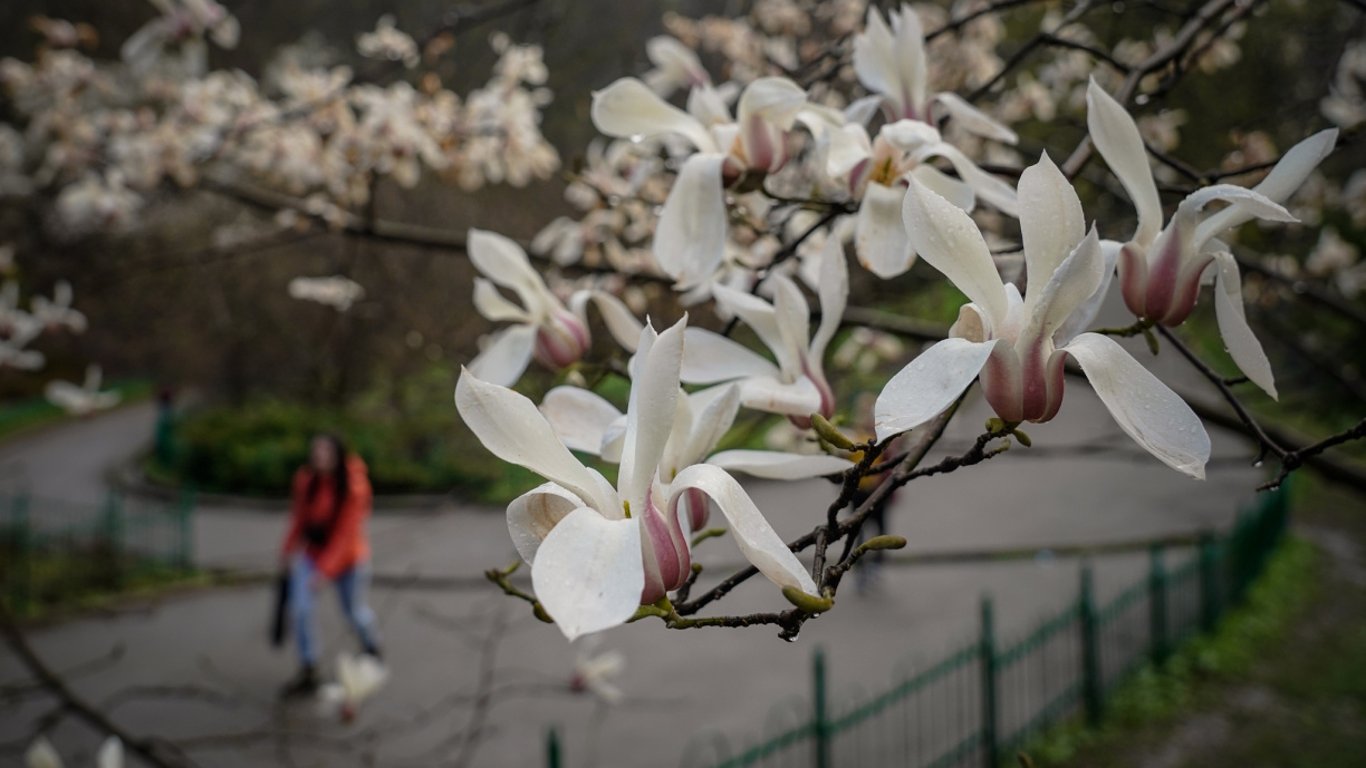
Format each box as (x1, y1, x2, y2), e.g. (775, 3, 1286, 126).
(0, 338, 1268, 767)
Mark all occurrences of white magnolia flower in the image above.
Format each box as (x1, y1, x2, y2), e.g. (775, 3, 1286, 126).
(822, 118, 1019, 278)
(679, 236, 847, 424)
(456, 318, 819, 641)
(1086, 79, 1337, 399)
(642, 36, 710, 97)
(874, 155, 1211, 478)
(26, 735, 122, 768)
(30, 281, 87, 333)
(467, 229, 642, 386)
(287, 275, 365, 312)
(591, 76, 811, 288)
(570, 644, 626, 705)
(356, 15, 420, 69)
(853, 4, 1017, 143)
(121, 0, 239, 75)
(318, 652, 389, 723)
(540, 381, 850, 531)
(45, 365, 120, 416)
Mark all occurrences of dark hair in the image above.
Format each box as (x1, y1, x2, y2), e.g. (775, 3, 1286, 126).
(302, 434, 349, 546)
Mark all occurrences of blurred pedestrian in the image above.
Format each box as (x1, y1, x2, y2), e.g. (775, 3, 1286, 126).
(278, 434, 382, 698)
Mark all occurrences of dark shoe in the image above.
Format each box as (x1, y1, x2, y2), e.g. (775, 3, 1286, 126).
(279, 665, 319, 698)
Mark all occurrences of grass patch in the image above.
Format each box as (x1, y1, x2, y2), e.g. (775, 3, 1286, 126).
(1, 547, 203, 621)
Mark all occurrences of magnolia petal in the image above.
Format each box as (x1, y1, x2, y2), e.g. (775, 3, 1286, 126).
(843, 95, 884, 126)
(1187, 185, 1297, 250)
(707, 450, 852, 480)
(874, 338, 997, 441)
(736, 77, 807, 132)
(891, 5, 929, 113)
(506, 482, 585, 564)
(934, 92, 1018, 144)
(456, 369, 617, 514)
(1201, 128, 1338, 237)
(680, 327, 780, 383)
(96, 738, 122, 768)
(770, 274, 811, 378)
(1022, 228, 1105, 343)
(532, 508, 644, 641)
(656, 154, 727, 289)
(809, 235, 849, 363)
(590, 77, 715, 152)
(570, 290, 643, 352)
(1085, 78, 1163, 246)
(852, 6, 904, 112)
(710, 283, 788, 363)
(473, 278, 532, 323)
(738, 375, 824, 417)
(541, 386, 623, 454)
(1054, 239, 1122, 347)
(826, 123, 874, 179)
(619, 319, 686, 511)
(468, 229, 550, 316)
(926, 143, 1019, 217)
(1212, 252, 1277, 399)
(902, 175, 1008, 325)
(669, 464, 818, 595)
(1064, 332, 1211, 479)
(857, 182, 916, 279)
(909, 164, 975, 211)
(677, 385, 742, 469)
(468, 324, 537, 387)
(1018, 152, 1085, 291)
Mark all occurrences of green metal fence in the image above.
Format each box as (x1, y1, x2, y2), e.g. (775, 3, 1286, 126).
(0, 490, 195, 615)
(654, 484, 1290, 768)
(524, 486, 1300, 768)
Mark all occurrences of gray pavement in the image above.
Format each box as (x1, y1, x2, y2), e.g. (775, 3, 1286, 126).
(0, 325, 1272, 766)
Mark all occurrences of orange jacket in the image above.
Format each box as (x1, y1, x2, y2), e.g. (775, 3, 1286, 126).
(282, 455, 373, 579)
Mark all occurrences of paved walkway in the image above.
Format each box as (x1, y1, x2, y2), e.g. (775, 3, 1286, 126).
(0, 330, 1270, 767)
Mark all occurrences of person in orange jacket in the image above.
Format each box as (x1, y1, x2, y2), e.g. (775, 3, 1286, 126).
(279, 434, 382, 697)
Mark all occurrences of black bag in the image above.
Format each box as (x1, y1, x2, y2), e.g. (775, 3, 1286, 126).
(270, 572, 290, 648)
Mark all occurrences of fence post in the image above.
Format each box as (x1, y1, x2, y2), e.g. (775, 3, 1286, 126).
(177, 489, 195, 571)
(102, 492, 125, 588)
(1148, 544, 1168, 666)
(979, 596, 998, 768)
(812, 648, 831, 768)
(9, 493, 31, 614)
(1198, 533, 1219, 633)
(545, 726, 560, 768)
(1078, 563, 1102, 726)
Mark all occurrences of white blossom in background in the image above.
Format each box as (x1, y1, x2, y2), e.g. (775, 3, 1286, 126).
(53, 173, 143, 237)
(642, 36, 711, 97)
(357, 15, 420, 69)
(317, 652, 389, 723)
(121, 0, 239, 76)
(31, 281, 87, 333)
(466, 230, 641, 386)
(570, 643, 626, 705)
(25, 735, 122, 768)
(456, 318, 820, 641)
(875, 156, 1211, 478)
(288, 275, 365, 312)
(1086, 79, 1337, 399)
(44, 365, 120, 416)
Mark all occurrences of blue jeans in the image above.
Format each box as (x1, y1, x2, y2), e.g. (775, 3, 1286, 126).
(289, 554, 379, 667)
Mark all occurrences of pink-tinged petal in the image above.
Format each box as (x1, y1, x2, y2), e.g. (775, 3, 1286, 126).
(468, 229, 551, 317)
(736, 77, 807, 131)
(909, 164, 975, 211)
(1018, 152, 1085, 292)
(590, 77, 715, 152)
(739, 376, 824, 417)
(456, 369, 618, 514)
(569, 290, 643, 353)
(639, 488, 691, 603)
(856, 182, 916, 278)
(669, 464, 819, 596)
(874, 338, 997, 440)
(680, 327, 780, 383)
(1064, 332, 1211, 478)
(619, 318, 686, 511)
(809, 235, 849, 363)
(1022, 228, 1105, 343)
(531, 508, 644, 641)
(507, 482, 587, 564)
(706, 450, 851, 480)
(473, 278, 532, 323)
(656, 154, 728, 289)
(901, 175, 1008, 325)
(1200, 128, 1337, 237)
(1211, 252, 1277, 399)
(1118, 241, 1150, 319)
(933, 92, 1018, 144)
(1085, 78, 1162, 245)
(540, 386, 623, 455)
(925, 144, 1019, 217)
(468, 325, 537, 387)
